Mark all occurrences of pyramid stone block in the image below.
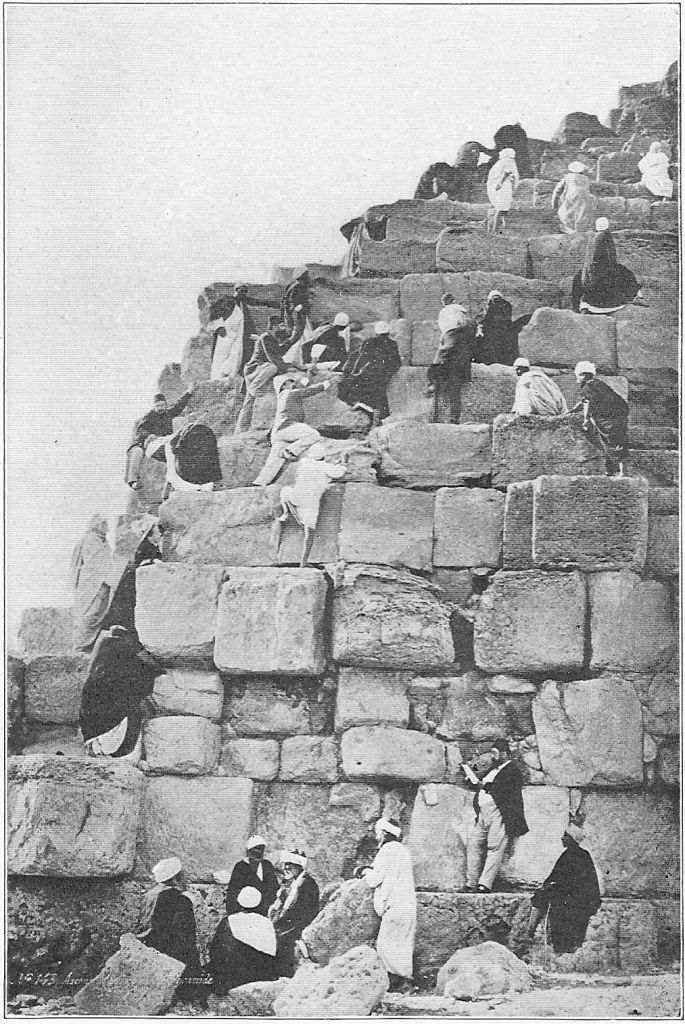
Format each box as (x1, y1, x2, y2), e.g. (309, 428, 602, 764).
(492, 413, 605, 488)
(376, 421, 492, 488)
(340, 725, 446, 782)
(309, 278, 400, 324)
(647, 515, 679, 577)
(437, 226, 528, 277)
(143, 716, 221, 775)
(23, 654, 90, 724)
(589, 570, 676, 672)
(334, 668, 410, 730)
(18, 607, 74, 657)
(468, 271, 560, 319)
(339, 483, 434, 571)
(434, 488, 505, 568)
(160, 488, 279, 566)
(519, 307, 617, 373)
(399, 272, 469, 322)
(135, 563, 223, 660)
(503, 480, 534, 569)
(359, 239, 436, 277)
(151, 668, 224, 720)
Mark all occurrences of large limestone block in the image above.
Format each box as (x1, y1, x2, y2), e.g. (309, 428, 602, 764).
(527, 232, 587, 281)
(436, 940, 533, 999)
(151, 668, 224, 720)
(222, 677, 313, 736)
(407, 784, 472, 890)
(435, 671, 511, 742)
(309, 278, 400, 324)
(503, 480, 533, 569)
(7, 757, 143, 877)
(328, 782, 381, 821)
(434, 488, 504, 568)
(302, 878, 379, 965)
(589, 571, 676, 672)
(474, 570, 586, 674)
(140, 776, 254, 882)
(220, 737, 280, 780)
(331, 564, 454, 669)
(185, 378, 243, 438)
(580, 791, 678, 895)
(519, 307, 617, 373)
(385, 214, 445, 243)
(20, 724, 83, 758)
(216, 434, 270, 489)
(410, 319, 440, 365)
(135, 564, 222, 662)
(208, 980, 288, 1017)
(23, 654, 90, 724)
(159, 488, 279, 565)
(359, 238, 436, 277)
(533, 677, 643, 786)
(625, 448, 678, 487)
(597, 150, 641, 181)
(376, 421, 492, 487)
(639, 666, 679, 738)
(335, 668, 410, 730)
(339, 483, 434, 571)
(385, 365, 432, 422)
(647, 514, 679, 576)
(280, 736, 338, 783)
(180, 328, 213, 384)
(553, 112, 611, 145)
(399, 271, 470, 322)
(273, 944, 388, 1018)
(254, 782, 369, 885)
(499, 786, 570, 887)
(340, 725, 446, 782)
(437, 226, 528, 277)
(73, 934, 184, 1016)
(531, 474, 649, 572)
(491, 413, 605, 488)
(468, 271, 560, 319)
(143, 716, 221, 775)
(18, 607, 74, 656)
(214, 568, 327, 675)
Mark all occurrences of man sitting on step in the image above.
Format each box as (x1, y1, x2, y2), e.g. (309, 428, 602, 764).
(218, 835, 280, 917)
(460, 738, 529, 893)
(511, 357, 568, 416)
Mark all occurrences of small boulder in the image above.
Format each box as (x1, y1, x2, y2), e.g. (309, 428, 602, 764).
(301, 878, 379, 965)
(73, 933, 184, 1016)
(435, 940, 533, 1000)
(208, 979, 288, 1016)
(273, 943, 388, 1017)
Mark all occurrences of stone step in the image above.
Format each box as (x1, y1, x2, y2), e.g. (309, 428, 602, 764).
(17, 607, 74, 658)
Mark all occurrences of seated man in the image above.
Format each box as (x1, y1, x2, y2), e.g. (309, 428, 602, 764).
(338, 322, 401, 425)
(234, 318, 303, 434)
(125, 385, 196, 491)
(221, 835, 280, 917)
(512, 357, 568, 416)
(270, 850, 320, 977)
(209, 887, 277, 994)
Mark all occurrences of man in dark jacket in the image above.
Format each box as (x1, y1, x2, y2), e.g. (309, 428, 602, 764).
(125, 384, 195, 490)
(571, 360, 629, 476)
(234, 318, 302, 434)
(462, 738, 528, 893)
(338, 321, 402, 424)
(222, 836, 280, 917)
(280, 267, 310, 344)
(270, 850, 320, 976)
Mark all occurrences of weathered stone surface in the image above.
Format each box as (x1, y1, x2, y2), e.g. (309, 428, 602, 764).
(359, 238, 436, 277)
(519, 307, 617, 373)
(597, 150, 641, 182)
(273, 944, 388, 1018)
(18, 608, 74, 657)
(143, 716, 221, 775)
(625, 449, 678, 487)
(503, 480, 533, 569)
(399, 272, 469, 322)
(639, 667, 679, 738)
(339, 483, 434, 571)
(216, 434, 270, 489)
(376, 421, 492, 487)
(580, 790, 679, 895)
(135, 563, 223, 661)
(553, 112, 612, 144)
(328, 783, 381, 821)
(533, 677, 643, 786)
(491, 413, 605, 488)
(150, 668, 223, 721)
(215, 568, 326, 675)
(302, 879, 379, 965)
(407, 784, 471, 890)
(410, 319, 440, 365)
(436, 940, 533, 1000)
(434, 488, 504, 569)
(468, 271, 561, 319)
(527, 231, 588, 280)
(460, 364, 518, 424)
(331, 565, 455, 670)
(437, 226, 528, 277)
(140, 777, 253, 883)
(531, 475, 649, 572)
(589, 571, 676, 672)
(181, 328, 214, 384)
(280, 736, 338, 783)
(335, 668, 410, 730)
(430, 569, 473, 607)
(73, 933, 184, 1016)
(8, 757, 143, 877)
(340, 725, 445, 782)
(20, 724, 84, 758)
(436, 672, 511, 742)
(220, 737, 280, 780)
(8, 653, 25, 751)
(222, 676, 315, 738)
(485, 674, 537, 695)
(500, 786, 570, 887)
(657, 745, 679, 788)
(160, 488, 279, 566)
(474, 570, 586, 675)
(23, 654, 90, 725)
(385, 365, 433, 421)
(309, 278, 400, 324)
(647, 514, 678, 576)
(184, 378, 243, 438)
(208, 979, 288, 1016)
(254, 783, 369, 885)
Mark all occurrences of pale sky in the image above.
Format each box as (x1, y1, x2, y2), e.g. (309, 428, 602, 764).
(5, 3, 678, 636)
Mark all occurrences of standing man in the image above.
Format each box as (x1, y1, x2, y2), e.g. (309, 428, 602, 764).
(281, 267, 310, 344)
(571, 360, 629, 477)
(222, 835, 280, 917)
(125, 384, 196, 491)
(210, 282, 255, 382)
(462, 738, 528, 893)
(136, 857, 203, 998)
(270, 850, 321, 977)
(426, 293, 473, 424)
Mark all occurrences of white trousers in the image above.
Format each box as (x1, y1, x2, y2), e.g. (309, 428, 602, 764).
(466, 802, 507, 889)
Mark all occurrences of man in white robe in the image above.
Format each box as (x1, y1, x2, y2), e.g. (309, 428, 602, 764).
(512, 357, 568, 416)
(276, 456, 348, 566)
(359, 817, 416, 991)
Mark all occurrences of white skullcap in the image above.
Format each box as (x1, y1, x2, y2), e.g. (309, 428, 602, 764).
(152, 856, 182, 883)
(375, 817, 401, 838)
(568, 161, 586, 173)
(575, 360, 596, 377)
(513, 357, 530, 369)
(281, 850, 308, 869)
(333, 312, 350, 327)
(564, 823, 585, 843)
(649, 141, 662, 152)
(499, 148, 516, 159)
(595, 217, 610, 231)
(375, 321, 390, 335)
(246, 834, 266, 850)
(237, 886, 262, 909)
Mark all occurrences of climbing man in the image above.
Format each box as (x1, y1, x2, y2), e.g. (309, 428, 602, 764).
(570, 360, 629, 477)
(125, 384, 196, 491)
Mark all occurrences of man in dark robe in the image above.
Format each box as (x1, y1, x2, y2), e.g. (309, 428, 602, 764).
(222, 836, 280, 917)
(571, 360, 629, 476)
(101, 524, 162, 644)
(270, 850, 320, 977)
(461, 738, 529, 893)
(571, 218, 642, 314)
(426, 294, 474, 423)
(136, 857, 204, 1001)
(280, 267, 310, 343)
(338, 321, 402, 423)
(474, 289, 520, 365)
(209, 886, 277, 994)
(168, 423, 222, 487)
(125, 385, 196, 490)
(525, 825, 602, 954)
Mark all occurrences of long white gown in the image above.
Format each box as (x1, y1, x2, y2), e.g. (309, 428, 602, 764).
(365, 840, 417, 979)
(512, 368, 569, 416)
(210, 304, 244, 380)
(638, 149, 673, 199)
(487, 156, 520, 212)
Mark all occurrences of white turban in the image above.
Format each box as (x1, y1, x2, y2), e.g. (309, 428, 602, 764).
(595, 217, 610, 232)
(513, 357, 530, 369)
(649, 141, 662, 153)
(246, 834, 266, 850)
(152, 856, 182, 883)
(375, 817, 401, 838)
(237, 886, 262, 909)
(333, 312, 350, 327)
(499, 148, 516, 159)
(575, 360, 596, 377)
(281, 850, 308, 869)
(568, 161, 586, 173)
(375, 321, 390, 335)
